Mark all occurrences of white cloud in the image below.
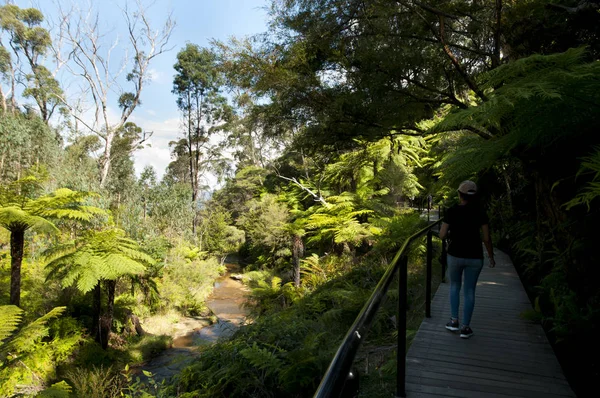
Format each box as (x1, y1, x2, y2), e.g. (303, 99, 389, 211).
(128, 116, 180, 179)
(133, 140, 173, 180)
(147, 68, 165, 84)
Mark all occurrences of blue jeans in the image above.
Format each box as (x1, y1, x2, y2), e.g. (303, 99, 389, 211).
(447, 255, 483, 326)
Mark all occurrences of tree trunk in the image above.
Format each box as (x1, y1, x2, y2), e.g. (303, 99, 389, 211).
(292, 234, 304, 287)
(9, 228, 25, 307)
(492, 0, 503, 68)
(125, 312, 146, 336)
(99, 280, 116, 350)
(99, 133, 114, 187)
(92, 283, 102, 345)
(0, 86, 6, 113)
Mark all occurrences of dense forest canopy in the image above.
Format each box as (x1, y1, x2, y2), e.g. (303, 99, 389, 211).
(0, 0, 599, 397)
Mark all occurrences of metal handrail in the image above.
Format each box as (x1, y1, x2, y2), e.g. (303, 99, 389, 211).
(314, 215, 445, 398)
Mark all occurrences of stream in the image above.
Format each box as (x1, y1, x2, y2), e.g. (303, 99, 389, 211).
(139, 264, 249, 382)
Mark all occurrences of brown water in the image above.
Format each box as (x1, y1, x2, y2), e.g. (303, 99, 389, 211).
(140, 264, 249, 381)
(175, 264, 249, 346)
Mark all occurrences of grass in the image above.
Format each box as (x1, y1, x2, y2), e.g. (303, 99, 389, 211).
(125, 335, 173, 365)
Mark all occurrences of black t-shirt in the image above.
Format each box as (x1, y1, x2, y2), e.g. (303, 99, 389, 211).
(443, 203, 489, 259)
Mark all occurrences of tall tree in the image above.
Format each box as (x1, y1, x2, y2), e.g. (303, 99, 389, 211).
(172, 44, 231, 234)
(0, 5, 64, 122)
(0, 113, 58, 184)
(44, 228, 154, 350)
(0, 176, 104, 307)
(55, 0, 174, 187)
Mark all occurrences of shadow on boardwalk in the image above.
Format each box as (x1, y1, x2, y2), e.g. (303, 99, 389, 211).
(405, 249, 575, 397)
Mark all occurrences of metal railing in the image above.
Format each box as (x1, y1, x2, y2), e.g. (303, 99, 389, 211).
(314, 211, 446, 398)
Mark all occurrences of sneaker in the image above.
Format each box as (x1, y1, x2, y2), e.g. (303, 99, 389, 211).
(460, 326, 474, 339)
(445, 319, 459, 331)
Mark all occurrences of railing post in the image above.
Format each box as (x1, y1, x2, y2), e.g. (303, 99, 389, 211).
(441, 238, 447, 283)
(396, 255, 408, 398)
(426, 230, 433, 318)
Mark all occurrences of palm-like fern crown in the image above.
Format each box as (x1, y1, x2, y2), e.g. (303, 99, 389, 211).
(431, 47, 600, 185)
(44, 229, 156, 293)
(0, 176, 105, 233)
(325, 136, 424, 198)
(303, 193, 380, 245)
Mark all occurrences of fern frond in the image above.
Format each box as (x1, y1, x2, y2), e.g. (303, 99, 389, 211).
(44, 228, 154, 294)
(38, 381, 72, 398)
(0, 305, 23, 344)
(239, 342, 283, 376)
(4, 307, 66, 354)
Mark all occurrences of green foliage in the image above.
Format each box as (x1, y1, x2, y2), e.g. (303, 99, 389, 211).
(303, 192, 381, 249)
(373, 211, 426, 253)
(564, 147, 600, 210)
(237, 193, 291, 267)
(433, 48, 600, 185)
(157, 250, 222, 315)
(45, 228, 154, 293)
(0, 305, 22, 342)
(0, 306, 81, 397)
(64, 365, 122, 398)
(0, 175, 104, 237)
(0, 114, 59, 183)
(198, 203, 245, 256)
(38, 381, 72, 398)
(124, 335, 172, 366)
(299, 254, 342, 290)
(244, 274, 301, 315)
(170, 253, 387, 397)
(146, 182, 194, 238)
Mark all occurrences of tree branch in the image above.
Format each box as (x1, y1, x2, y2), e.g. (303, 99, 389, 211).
(547, 1, 600, 14)
(276, 173, 330, 207)
(438, 16, 488, 101)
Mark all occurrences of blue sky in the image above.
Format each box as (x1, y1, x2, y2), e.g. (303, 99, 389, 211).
(130, 0, 270, 181)
(15, 0, 271, 181)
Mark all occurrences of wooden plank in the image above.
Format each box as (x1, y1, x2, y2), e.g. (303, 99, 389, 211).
(406, 359, 572, 389)
(409, 340, 559, 362)
(405, 369, 574, 396)
(407, 375, 572, 398)
(404, 249, 575, 397)
(408, 351, 565, 379)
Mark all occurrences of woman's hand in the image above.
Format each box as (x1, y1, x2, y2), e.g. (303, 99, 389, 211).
(489, 257, 496, 268)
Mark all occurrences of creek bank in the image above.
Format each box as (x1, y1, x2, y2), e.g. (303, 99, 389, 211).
(137, 263, 250, 382)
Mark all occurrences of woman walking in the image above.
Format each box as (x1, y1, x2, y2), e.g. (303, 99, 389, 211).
(439, 180, 495, 339)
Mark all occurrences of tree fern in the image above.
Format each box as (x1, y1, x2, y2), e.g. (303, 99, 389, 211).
(44, 228, 155, 349)
(0, 175, 105, 306)
(432, 48, 600, 187)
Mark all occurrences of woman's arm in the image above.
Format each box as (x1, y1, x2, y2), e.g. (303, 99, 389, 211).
(481, 224, 496, 268)
(439, 222, 449, 240)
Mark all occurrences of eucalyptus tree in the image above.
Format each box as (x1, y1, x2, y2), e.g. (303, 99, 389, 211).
(54, 0, 174, 187)
(0, 176, 104, 307)
(0, 4, 64, 121)
(0, 112, 58, 184)
(172, 44, 231, 234)
(44, 228, 155, 350)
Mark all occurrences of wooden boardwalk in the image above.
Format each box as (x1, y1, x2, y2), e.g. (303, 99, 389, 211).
(405, 249, 576, 398)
